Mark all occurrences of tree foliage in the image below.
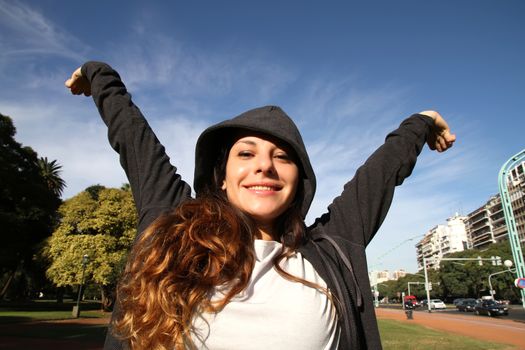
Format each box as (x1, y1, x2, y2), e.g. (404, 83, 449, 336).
(0, 114, 63, 299)
(38, 157, 66, 197)
(438, 241, 518, 301)
(43, 187, 137, 309)
(376, 241, 520, 304)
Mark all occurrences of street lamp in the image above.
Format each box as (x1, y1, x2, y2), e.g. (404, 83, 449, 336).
(72, 254, 89, 318)
(488, 260, 514, 301)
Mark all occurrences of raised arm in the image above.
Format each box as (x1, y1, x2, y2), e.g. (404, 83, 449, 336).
(310, 111, 455, 246)
(65, 62, 192, 232)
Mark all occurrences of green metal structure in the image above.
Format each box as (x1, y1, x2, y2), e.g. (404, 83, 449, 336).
(498, 149, 525, 310)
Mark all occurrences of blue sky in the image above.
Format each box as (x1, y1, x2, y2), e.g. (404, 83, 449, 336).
(1, 0, 524, 273)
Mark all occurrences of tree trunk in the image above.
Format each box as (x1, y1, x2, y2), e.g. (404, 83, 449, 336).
(56, 286, 64, 303)
(100, 284, 115, 312)
(0, 270, 15, 300)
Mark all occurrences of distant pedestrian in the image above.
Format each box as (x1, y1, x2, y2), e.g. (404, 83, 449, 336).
(404, 301, 415, 319)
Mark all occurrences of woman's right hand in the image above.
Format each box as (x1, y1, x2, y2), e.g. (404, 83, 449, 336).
(65, 67, 91, 96)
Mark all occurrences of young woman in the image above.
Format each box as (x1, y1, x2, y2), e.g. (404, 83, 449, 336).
(66, 62, 455, 350)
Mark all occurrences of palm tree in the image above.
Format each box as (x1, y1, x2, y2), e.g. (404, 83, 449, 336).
(38, 157, 66, 197)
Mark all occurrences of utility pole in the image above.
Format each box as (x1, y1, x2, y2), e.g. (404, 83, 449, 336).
(423, 256, 431, 312)
(407, 281, 425, 296)
(488, 260, 515, 300)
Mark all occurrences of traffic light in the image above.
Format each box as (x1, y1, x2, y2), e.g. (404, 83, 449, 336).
(491, 256, 502, 266)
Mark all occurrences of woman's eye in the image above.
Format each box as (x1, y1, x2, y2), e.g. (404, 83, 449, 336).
(275, 153, 291, 161)
(238, 151, 253, 158)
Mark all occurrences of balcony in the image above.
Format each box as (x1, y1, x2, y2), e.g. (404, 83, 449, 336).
(493, 225, 507, 235)
(469, 214, 488, 225)
(472, 232, 492, 244)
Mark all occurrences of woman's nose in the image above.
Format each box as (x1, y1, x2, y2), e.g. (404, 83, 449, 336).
(255, 155, 275, 174)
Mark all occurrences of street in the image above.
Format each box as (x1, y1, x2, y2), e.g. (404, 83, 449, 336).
(417, 304, 525, 323)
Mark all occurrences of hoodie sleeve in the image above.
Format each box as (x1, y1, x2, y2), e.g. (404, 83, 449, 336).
(310, 114, 433, 247)
(81, 61, 192, 232)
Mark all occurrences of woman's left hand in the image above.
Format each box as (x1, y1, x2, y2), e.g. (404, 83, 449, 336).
(419, 110, 456, 152)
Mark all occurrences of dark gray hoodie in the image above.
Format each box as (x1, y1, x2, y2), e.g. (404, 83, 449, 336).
(82, 62, 433, 350)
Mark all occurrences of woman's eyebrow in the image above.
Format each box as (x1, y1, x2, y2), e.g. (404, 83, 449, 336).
(235, 140, 257, 146)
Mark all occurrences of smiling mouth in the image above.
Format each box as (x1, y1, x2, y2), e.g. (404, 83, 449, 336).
(246, 185, 281, 191)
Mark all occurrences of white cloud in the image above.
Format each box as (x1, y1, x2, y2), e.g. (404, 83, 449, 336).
(101, 33, 296, 109)
(294, 77, 413, 224)
(290, 83, 483, 273)
(3, 96, 207, 200)
(1, 2, 500, 276)
(147, 116, 209, 188)
(0, 0, 88, 62)
(2, 99, 120, 198)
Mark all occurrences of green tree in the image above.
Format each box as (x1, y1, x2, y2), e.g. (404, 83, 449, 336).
(439, 241, 518, 302)
(38, 157, 66, 197)
(377, 278, 406, 303)
(393, 271, 443, 301)
(43, 187, 137, 310)
(0, 114, 62, 299)
(400, 273, 427, 298)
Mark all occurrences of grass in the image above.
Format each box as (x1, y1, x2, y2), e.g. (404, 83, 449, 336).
(0, 303, 109, 345)
(0, 300, 109, 324)
(0, 305, 517, 349)
(378, 319, 515, 350)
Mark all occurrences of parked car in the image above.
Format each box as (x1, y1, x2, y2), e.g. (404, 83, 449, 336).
(456, 298, 477, 312)
(429, 299, 446, 309)
(453, 298, 465, 306)
(474, 300, 509, 317)
(421, 299, 446, 309)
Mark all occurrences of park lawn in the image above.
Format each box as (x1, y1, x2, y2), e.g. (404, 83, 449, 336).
(0, 308, 110, 344)
(378, 319, 516, 350)
(0, 309, 517, 349)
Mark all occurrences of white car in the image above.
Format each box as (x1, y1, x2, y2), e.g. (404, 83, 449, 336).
(429, 299, 447, 309)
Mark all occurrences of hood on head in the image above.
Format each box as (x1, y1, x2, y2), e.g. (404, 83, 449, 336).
(194, 105, 316, 219)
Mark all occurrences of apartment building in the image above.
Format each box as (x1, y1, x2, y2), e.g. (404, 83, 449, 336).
(465, 161, 525, 247)
(392, 269, 407, 280)
(466, 195, 505, 249)
(369, 270, 390, 285)
(416, 214, 468, 270)
(413, 160, 525, 272)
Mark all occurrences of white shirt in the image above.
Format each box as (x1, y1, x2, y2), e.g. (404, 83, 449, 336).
(192, 240, 340, 349)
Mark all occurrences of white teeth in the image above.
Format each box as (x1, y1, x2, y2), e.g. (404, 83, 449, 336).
(248, 186, 274, 191)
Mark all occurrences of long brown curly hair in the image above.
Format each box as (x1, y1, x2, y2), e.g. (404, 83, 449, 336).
(112, 138, 325, 350)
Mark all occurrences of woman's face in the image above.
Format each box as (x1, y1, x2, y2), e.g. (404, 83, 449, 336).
(222, 134, 299, 230)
